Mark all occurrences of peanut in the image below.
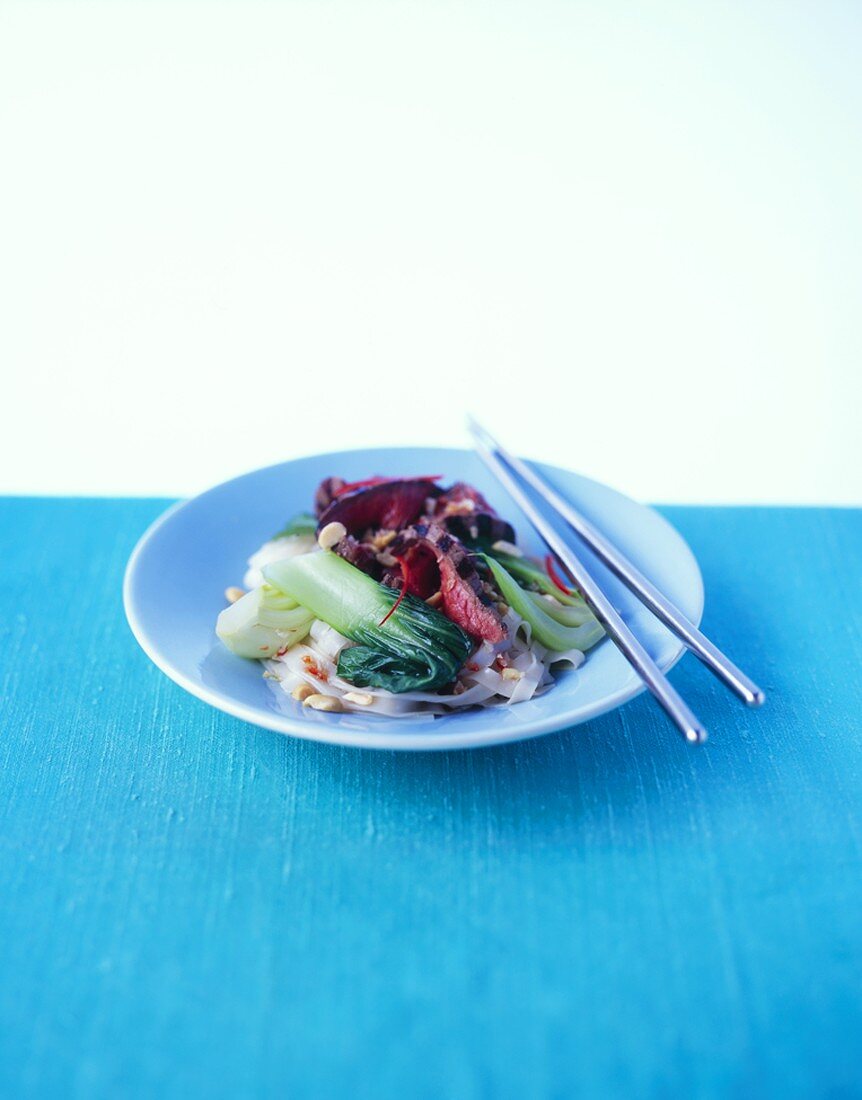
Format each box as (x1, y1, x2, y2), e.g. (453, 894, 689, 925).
(318, 521, 347, 550)
(344, 691, 373, 706)
(303, 693, 343, 712)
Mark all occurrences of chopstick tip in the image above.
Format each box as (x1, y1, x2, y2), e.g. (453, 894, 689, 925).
(747, 688, 767, 708)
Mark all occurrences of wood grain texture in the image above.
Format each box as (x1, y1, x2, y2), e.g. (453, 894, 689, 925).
(0, 500, 860, 1099)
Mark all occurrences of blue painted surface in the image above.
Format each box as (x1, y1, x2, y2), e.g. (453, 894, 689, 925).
(1, 499, 860, 1098)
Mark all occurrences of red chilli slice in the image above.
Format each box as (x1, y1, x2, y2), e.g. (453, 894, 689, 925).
(379, 558, 411, 626)
(545, 554, 576, 596)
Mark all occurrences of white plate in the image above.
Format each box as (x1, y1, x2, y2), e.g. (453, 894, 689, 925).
(124, 448, 704, 750)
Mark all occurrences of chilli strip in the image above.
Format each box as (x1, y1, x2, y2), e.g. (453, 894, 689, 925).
(378, 557, 411, 626)
(545, 554, 576, 596)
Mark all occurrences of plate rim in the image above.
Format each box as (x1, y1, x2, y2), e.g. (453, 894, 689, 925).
(123, 448, 705, 751)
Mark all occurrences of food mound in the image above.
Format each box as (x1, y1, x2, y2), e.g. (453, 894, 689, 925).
(216, 474, 604, 717)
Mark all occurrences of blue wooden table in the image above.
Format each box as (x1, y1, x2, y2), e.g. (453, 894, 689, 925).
(1, 500, 860, 1098)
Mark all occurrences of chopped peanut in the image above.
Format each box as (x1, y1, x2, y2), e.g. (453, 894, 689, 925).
(291, 683, 316, 702)
(225, 586, 245, 604)
(318, 521, 347, 550)
(371, 530, 397, 550)
(426, 591, 443, 607)
(344, 691, 374, 706)
(303, 693, 343, 712)
(501, 668, 523, 682)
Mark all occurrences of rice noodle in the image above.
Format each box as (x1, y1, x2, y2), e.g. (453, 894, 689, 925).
(264, 603, 584, 718)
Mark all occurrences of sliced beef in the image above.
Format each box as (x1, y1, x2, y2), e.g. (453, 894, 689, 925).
(388, 523, 506, 644)
(314, 474, 516, 645)
(443, 511, 516, 547)
(317, 478, 439, 536)
(435, 482, 496, 513)
(314, 477, 346, 516)
(333, 534, 381, 579)
(431, 481, 516, 546)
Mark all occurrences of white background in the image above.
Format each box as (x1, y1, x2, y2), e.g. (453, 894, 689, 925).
(2, 0, 859, 503)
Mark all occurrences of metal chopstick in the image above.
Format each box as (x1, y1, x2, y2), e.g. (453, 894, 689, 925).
(469, 417, 765, 709)
(470, 432, 708, 744)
